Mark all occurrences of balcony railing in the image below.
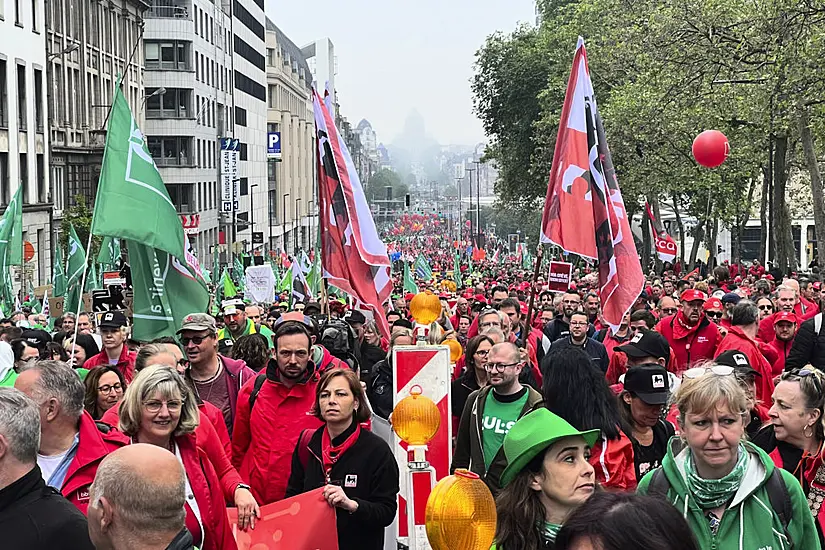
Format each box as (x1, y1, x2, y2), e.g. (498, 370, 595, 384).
(146, 5, 190, 18)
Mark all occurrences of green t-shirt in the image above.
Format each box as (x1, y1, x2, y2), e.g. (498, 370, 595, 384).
(482, 387, 529, 469)
(218, 319, 275, 348)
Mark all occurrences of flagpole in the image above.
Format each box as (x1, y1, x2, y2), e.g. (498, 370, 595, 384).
(520, 245, 544, 349)
(69, 229, 94, 363)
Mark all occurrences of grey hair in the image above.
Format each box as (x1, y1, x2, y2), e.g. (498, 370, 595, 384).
(776, 284, 798, 297)
(118, 365, 199, 437)
(389, 328, 413, 349)
(19, 360, 85, 420)
(479, 309, 505, 324)
(135, 343, 172, 372)
(0, 387, 41, 464)
(731, 300, 760, 327)
(90, 453, 186, 534)
(482, 327, 506, 343)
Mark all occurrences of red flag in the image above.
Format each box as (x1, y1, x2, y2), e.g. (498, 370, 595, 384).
(227, 488, 338, 549)
(539, 38, 644, 331)
(313, 89, 392, 336)
(645, 202, 677, 263)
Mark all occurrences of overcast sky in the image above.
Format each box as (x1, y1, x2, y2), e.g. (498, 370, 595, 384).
(265, 0, 537, 146)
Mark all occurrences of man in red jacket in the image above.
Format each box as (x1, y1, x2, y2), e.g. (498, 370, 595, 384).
(14, 360, 128, 515)
(764, 311, 797, 375)
(231, 321, 323, 504)
(714, 300, 774, 403)
(655, 289, 722, 374)
(757, 285, 800, 343)
(179, 313, 256, 437)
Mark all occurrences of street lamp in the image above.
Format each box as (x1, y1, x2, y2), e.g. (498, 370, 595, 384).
(47, 42, 79, 61)
(295, 197, 302, 254)
(250, 183, 259, 252)
(466, 168, 476, 245)
(282, 192, 290, 256)
(141, 86, 166, 109)
(473, 160, 482, 248)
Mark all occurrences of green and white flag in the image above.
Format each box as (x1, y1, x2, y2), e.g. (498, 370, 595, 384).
(233, 256, 245, 291)
(307, 254, 322, 296)
(220, 268, 238, 300)
(276, 266, 292, 293)
(414, 254, 432, 281)
(403, 262, 419, 294)
(97, 236, 121, 270)
(91, 82, 185, 260)
(129, 241, 210, 341)
(85, 262, 100, 292)
(66, 224, 87, 288)
(453, 251, 462, 288)
(52, 243, 67, 298)
(0, 186, 23, 265)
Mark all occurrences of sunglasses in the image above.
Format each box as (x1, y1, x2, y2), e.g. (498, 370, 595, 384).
(661, 308, 678, 315)
(706, 311, 723, 319)
(180, 335, 209, 346)
(683, 365, 735, 379)
(758, 305, 774, 311)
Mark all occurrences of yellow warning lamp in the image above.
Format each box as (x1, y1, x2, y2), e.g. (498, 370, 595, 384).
(425, 469, 497, 550)
(409, 291, 442, 326)
(391, 385, 441, 446)
(445, 338, 463, 363)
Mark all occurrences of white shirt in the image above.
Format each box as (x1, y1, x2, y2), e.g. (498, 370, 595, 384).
(38, 449, 71, 485)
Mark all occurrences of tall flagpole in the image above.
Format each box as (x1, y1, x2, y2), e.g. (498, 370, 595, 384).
(520, 245, 544, 349)
(68, 229, 94, 363)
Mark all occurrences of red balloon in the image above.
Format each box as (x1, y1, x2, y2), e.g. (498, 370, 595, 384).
(692, 130, 730, 168)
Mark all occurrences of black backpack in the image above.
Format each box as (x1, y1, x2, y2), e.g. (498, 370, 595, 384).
(647, 466, 793, 545)
(318, 318, 361, 372)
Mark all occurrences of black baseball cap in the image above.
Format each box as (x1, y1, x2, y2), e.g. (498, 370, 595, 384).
(624, 365, 670, 405)
(99, 311, 128, 329)
(716, 350, 760, 378)
(217, 338, 234, 355)
(616, 330, 670, 362)
(346, 310, 367, 326)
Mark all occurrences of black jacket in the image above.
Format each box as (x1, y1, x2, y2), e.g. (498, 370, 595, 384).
(543, 316, 595, 343)
(786, 312, 825, 371)
(451, 367, 481, 420)
(285, 422, 399, 550)
(0, 466, 94, 550)
(545, 336, 610, 373)
(367, 359, 393, 419)
(165, 529, 195, 550)
(359, 343, 386, 383)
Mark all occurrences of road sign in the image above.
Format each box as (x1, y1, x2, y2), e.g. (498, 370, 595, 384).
(267, 132, 281, 160)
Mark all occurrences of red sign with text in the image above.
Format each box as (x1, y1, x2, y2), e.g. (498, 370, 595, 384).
(547, 261, 573, 292)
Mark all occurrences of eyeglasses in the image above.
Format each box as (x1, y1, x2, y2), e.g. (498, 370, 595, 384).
(143, 399, 184, 413)
(758, 305, 774, 311)
(706, 311, 723, 319)
(683, 365, 735, 379)
(661, 308, 678, 315)
(98, 383, 123, 394)
(484, 362, 521, 372)
(569, 321, 588, 327)
(474, 349, 489, 357)
(479, 321, 501, 328)
(180, 335, 210, 346)
(177, 358, 190, 368)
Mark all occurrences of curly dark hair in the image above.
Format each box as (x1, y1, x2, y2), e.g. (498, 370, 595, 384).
(232, 333, 270, 372)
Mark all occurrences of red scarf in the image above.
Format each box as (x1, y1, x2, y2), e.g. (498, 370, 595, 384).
(672, 310, 704, 340)
(322, 424, 361, 481)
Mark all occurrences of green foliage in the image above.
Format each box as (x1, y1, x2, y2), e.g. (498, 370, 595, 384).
(364, 169, 410, 204)
(59, 195, 101, 264)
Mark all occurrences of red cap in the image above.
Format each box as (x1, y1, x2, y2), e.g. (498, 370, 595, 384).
(680, 289, 708, 303)
(438, 292, 449, 299)
(765, 274, 774, 281)
(404, 293, 415, 301)
(734, 276, 743, 283)
(813, 282, 822, 291)
(703, 297, 723, 311)
(519, 301, 528, 315)
(774, 311, 798, 325)
(474, 294, 487, 303)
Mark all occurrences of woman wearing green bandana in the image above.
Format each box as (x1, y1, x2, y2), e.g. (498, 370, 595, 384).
(491, 408, 600, 550)
(638, 365, 820, 550)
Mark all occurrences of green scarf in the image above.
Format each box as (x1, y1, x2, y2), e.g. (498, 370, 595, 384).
(543, 522, 562, 543)
(684, 443, 749, 509)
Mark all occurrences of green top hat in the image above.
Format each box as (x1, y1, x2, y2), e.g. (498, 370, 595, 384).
(499, 408, 600, 488)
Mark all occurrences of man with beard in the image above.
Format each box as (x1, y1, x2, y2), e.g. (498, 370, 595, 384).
(656, 289, 722, 373)
(764, 311, 797, 375)
(450, 297, 470, 328)
(451, 342, 542, 493)
(178, 313, 256, 436)
(662, 279, 675, 298)
(583, 292, 601, 326)
(543, 290, 594, 343)
(231, 321, 322, 504)
(217, 299, 275, 348)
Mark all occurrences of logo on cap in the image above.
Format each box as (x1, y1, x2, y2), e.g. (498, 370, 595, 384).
(652, 374, 665, 389)
(734, 353, 748, 366)
(631, 333, 643, 343)
(104, 313, 113, 321)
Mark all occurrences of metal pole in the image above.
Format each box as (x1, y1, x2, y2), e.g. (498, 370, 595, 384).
(474, 161, 482, 248)
(295, 197, 302, 254)
(250, 183, 259, 253)
(282, 192, 290, 257)
(466, 168, 475, 247)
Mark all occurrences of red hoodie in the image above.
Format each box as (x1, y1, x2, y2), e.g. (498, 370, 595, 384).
(656, 312, 722, 373)
(84, 345, 137, 383)
(714, 325, 775, 402)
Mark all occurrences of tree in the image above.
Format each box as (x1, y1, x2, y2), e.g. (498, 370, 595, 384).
(59, 195, 101, 265)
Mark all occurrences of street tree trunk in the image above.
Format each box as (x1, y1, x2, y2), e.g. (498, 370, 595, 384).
(798, 105, 825, 268)
(759, 165, 769, 263)
(688, 219, 705, 269)
(642, 210, 652, 272)
(671, 192, 686, 266)
(772, 133, 797, 274)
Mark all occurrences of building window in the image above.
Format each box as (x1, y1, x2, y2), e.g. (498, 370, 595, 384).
(235, 106, 246, 127)
(239, 142, 248, 161)
(146, 88, 191, 118)
(31, 0, 38, 31)
(52, 165, 64, 210)
(147, 137, 192, 166)
(19, 153, 28, 204)
(267, 48, 276, 67)
(0, 61, 6, 128)
(0, 154, 7, 205)
(36, 153, 45, 202)
(166, 184, 194, 213)
(239, 177, 248, 196)
(145, 41, 191, 70)
(16, 64, 26, 130)
(33, 68, 42, 131)
(14, 0, 21, 25)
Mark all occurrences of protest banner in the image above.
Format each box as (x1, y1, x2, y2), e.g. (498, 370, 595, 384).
(547, 261, 573, 292)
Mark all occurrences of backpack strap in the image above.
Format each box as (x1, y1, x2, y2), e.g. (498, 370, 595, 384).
(815, 312, 823, 336)
(647, 467, 671, 499)
(248, 373, 267, 411)
(765, 468, 793, 546)
(297, 428, 314, 471)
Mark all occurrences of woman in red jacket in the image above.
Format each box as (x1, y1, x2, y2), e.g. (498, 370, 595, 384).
(118, 365, 244, 549)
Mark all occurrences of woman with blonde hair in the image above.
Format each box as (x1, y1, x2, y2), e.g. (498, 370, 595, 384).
(118, 365, 240, 550)
(638, 364, 819, 549)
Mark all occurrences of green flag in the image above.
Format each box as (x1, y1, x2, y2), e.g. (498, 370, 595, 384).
(221, 268, 238, 299)
(128, 240, 210, 341)
(307, 254, 321, 296)
(403, 262, 419, 294)
(66, 224, 87, 288)
(212, 251, 220, 288)
(414, 254, 432, 281)
(85, 262, 100, 292)
(97, 236, 121, 269)
(277, 266, 292, 293)
(0, 186, 23, 265)
(52, 243, 67, 298)
(453, 252, 462, 288)
(233, 257, 245, 290)
(91, 82, 185, 259)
